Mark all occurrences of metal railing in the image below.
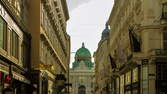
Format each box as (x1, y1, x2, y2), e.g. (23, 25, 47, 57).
(152, 49, 167, 56)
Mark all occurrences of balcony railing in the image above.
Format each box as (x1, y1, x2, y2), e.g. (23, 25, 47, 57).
(152, 49, 167, 56)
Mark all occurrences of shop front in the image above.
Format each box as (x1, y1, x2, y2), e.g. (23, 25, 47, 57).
(0, 63, 32, 94)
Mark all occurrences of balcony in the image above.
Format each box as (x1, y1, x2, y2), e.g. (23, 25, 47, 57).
(154, 49, 167, 56)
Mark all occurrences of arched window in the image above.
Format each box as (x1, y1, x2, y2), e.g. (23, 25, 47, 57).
(78, 85, 86, 94)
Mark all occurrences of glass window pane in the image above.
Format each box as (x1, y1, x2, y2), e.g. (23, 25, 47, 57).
(163, 41, 167, 49)
(126, 71, 131, 85)
(116, 78, 119, 94)
(0, 17, 7, 50)
(163, 3, 167, 16)
(15, 32, 19, 58)
(126, 91, 131, 94)
(142, 80, 148, 94)
(3, 21, 7, 50)
(142, 66, 148, 80)
(11, 31, 19, 58)
(0, 17, 4, 48)
(133, 67, 138, 82)
(132, 90, 138, 94)
(120, 75, 124, 94)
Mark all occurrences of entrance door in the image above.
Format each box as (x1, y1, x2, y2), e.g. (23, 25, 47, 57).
(78, 85, 86, 94)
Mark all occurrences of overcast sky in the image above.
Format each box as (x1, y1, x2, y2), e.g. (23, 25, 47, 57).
(67, 0, 114, 65)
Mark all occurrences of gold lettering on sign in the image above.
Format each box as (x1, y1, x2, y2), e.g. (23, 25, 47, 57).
(0, 4, 6, 17)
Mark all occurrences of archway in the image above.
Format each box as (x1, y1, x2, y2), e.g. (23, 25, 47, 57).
(78, 85, 86, 94)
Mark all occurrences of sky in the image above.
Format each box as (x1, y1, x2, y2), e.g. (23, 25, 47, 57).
(66, 0, 114, 66)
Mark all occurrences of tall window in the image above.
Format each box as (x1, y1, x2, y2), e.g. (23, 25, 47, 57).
(132, 67, 138, 83)
(0, 16, 7, 50)
(162, 3, 167, 19)
(142, 66, 148, 94)
(120, 75, 125, 94)
(132, 67, 139, 94)
(78, 85, 86, 94)
(21, 43, 25, 66)
(157, 64, 167, 80)
(163, 32, 167, 49)
(116, 78, 120, 94)
(125, 71, 131, 94)
(125, 71, 131, 85)
(11, 31, 19, 59)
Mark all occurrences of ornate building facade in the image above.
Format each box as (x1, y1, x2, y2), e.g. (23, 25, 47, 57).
(0, 0, 32, 94)
(0, 0, 70, 94)
(94, 24, 112, 94)
(27, 0, 70, 94)
(108, 0, 167, 94)
(69, 43, 95, 94)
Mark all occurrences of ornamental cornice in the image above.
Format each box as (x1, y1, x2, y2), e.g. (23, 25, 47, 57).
(0, 0, 29, 35)
(40, 30, 67, 72)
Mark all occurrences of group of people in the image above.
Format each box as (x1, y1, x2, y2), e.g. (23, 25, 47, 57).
(2, 87, 37, 94)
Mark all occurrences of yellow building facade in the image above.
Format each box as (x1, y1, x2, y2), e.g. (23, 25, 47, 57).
(108, 0, 167, 94)
(0, 0, 70, 94)
(27, 0, 70, 94)
(0, 0, 32, 94)
(94, 24, 112, 94)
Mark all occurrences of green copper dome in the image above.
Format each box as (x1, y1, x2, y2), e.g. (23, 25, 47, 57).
(75, 43, 91, 58)
(72, 43, 93, 69)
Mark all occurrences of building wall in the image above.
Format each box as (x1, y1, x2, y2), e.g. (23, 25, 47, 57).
(0, 0, 32, 93)
(27, 0, 70, 93)
(27, 0, 70, 72)
(27, 0, 40, 69)
(0, 0, 70, 93)
(94, 37, 112, 94)
(108, 0, 167, 94)
(70, 70, 95, 94)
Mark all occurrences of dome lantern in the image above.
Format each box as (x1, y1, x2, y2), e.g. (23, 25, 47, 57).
(102, 23, 110, 39)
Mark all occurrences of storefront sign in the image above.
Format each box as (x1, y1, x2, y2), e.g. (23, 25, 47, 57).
(34, 64, 53, 70)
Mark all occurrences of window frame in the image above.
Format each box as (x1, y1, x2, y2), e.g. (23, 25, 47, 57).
(10, 30, 19, 59)
(163, 32, 167, 49)
(0, 16, 7, 51)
